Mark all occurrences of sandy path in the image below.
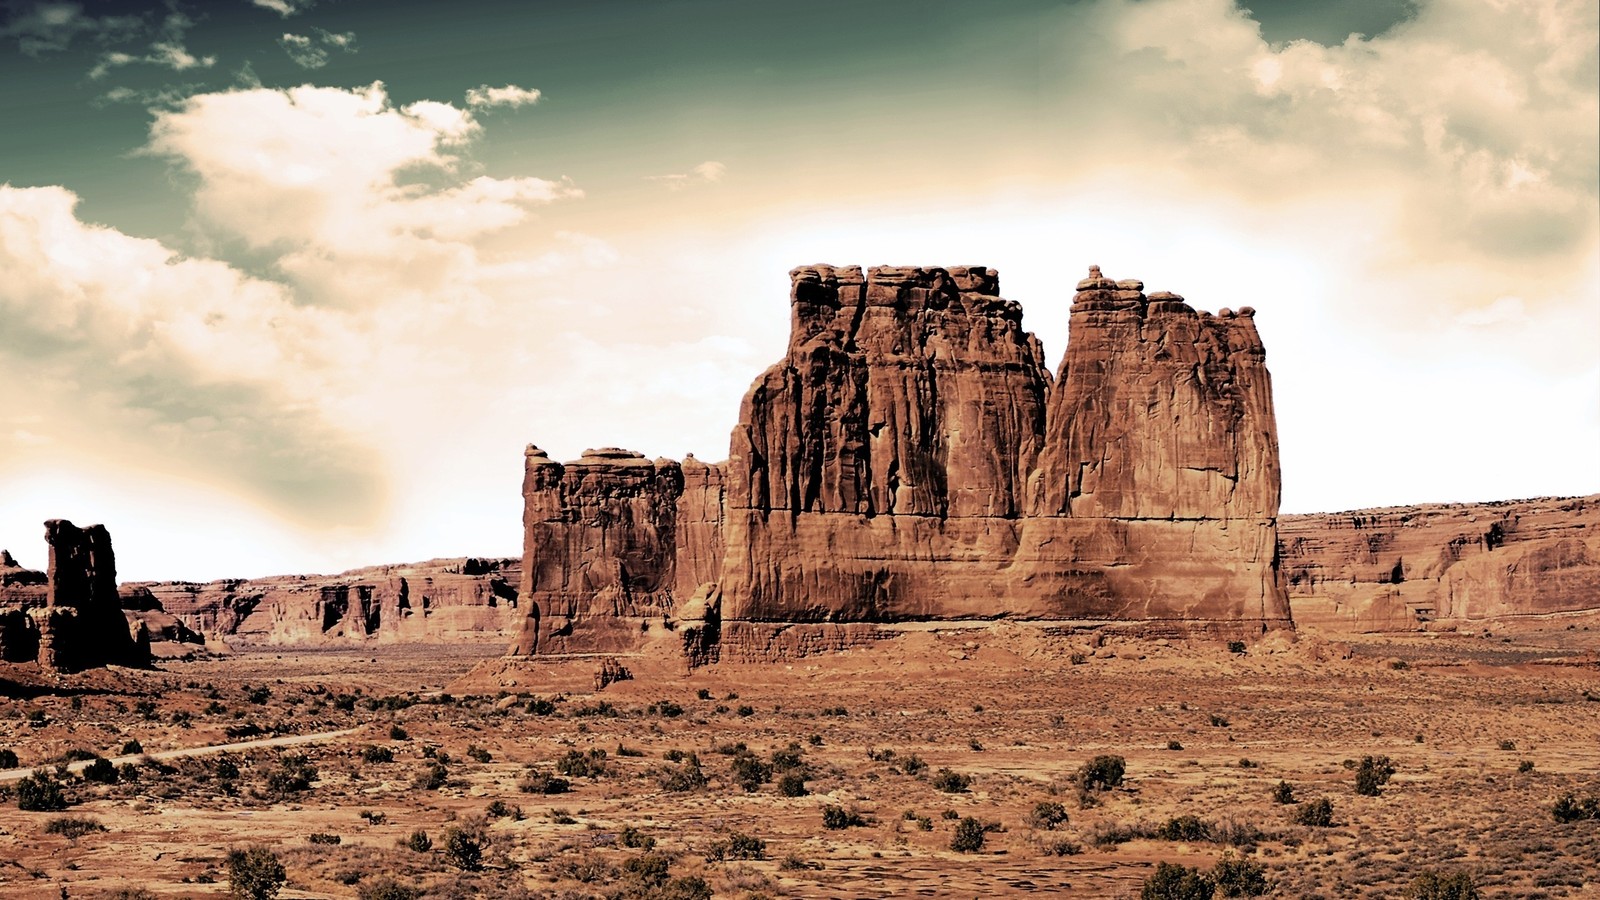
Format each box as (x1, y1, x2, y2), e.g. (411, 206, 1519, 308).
(0, 727, 360, 782)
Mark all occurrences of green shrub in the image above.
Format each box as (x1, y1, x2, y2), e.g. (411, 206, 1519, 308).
(555, 749, 608, 779)
(1077, 755, 1126, 792)
(307, 832, 341, 845)
(951, 817, 987, 853)
(778, 771, 809, 797)
(706, 831, 765, 861)
(620, 825, 656, 850)
(1293, 798, 1334, 827)
(465, 744, 492, 763)
(226, 846, 286, 900)
(485, 799, 521, 820)
(658, 755, 707, 792)
(1551, 793, 1600, 822)
(932, 768, 972, 793)
(1157, 815, 1212, 842)
(264, 755, 318, 800)
(361, 745, 394, 764)
(1355, 755, 1396, 796)
(0, 749, 17, 769)
(442, 822, 488, 871)
(413, 762, 448, 790)
(518, 771, 570, 794)
(1405, 870, 1480, 900)
(731, 752, 772, 792)
(527, 697, 558, 715)
(1213, 852, 1269, 896)
(44, 815, 105, 839)
(82, 757, 119, 784)
(1272, 781, 1295, 804)
(120, 739, 143, 755)
(1027, 801, 1070, 831)
(1142, 861, 1215, 900)
(16, 772, 67, 811)
(401, 829, 432, 852)
(821, 805, 868, 829)
(388, 724, 409, 741)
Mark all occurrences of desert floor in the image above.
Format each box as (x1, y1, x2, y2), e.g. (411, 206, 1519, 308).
(1, 624, 1597, 899)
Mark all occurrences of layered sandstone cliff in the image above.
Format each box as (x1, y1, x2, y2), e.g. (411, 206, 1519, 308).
(0, 520, 148, 670)
(125, 556, 521, 647)
(512, 264, 1292, 659)
(1281, 495, 1600, 632)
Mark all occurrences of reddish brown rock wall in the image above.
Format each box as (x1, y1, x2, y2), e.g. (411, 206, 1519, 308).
(1280, 495, 1600, 632)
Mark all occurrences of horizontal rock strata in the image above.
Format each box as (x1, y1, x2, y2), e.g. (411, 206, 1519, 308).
(1280, 495, 1600, 632)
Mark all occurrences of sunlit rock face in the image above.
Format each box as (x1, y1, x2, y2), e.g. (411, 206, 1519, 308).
(1281, 495, 1600, 632)
(511, 264, 1294, 658)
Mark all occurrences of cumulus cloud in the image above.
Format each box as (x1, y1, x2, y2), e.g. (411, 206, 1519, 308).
(648, 160, 727, 190)
(1050, 0, 1597, 267)
(0, 184, 378, 522)
(278, 27, 356, 69)
(251, 0, 316, 16)
(464, 84, 542, 109)
(0, 2, 141, 54)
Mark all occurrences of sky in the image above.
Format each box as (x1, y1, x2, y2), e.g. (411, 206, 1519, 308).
(0, 0, 1595, 581)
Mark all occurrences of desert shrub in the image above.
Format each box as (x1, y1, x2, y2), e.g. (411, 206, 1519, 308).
(660, 876, 712, 900)
(45, 815, 105, 838)
(485, 799, 521, 820)
(1497, 739, 1516, 751)
(648, 699, 685, 718)
(706, 831, 766, 861)
(1142, 862, 1215, 900)
(356, 878, 422, 900)
(82, 757, 119, 784)
(64, 748, 100, 762)
(951, 817, 987, 853)
(620, 825, 657, 850)
(413, 762, 448, 790)
(1355, 755, 1396, 796)
(778, 771, 809, 797)
(1166, 740, 1184, 751)
(465, 744, 492, 763)
(932, 768, 973, 793)
(526, 696, 557, 716)
(442, 821, 488, 872)
(1227, 640, 1247, 653)
(120, 739, 143, 755)
(1518, 760, 1535, 773)
(555, 748, 607, 778)
(264, 755, 318, 800)
(895, 753, 928, 776)
(1211, 714, 1231, 727)
(245, 686, 272, 704)
(731, 752, 773, 792)
(401, 829, 432, 852)
(771, 742, 806, 770)
(616, 743, 645, 758)
(359, 810, 386, 824)
(0, 749, 17, 768)
(658, 754, 707, 792)
(226, 846, 286, 900)
(518, 771, 570, 795)
(102, 890, 157, 900)
(1088, 821, 1156, 847)
(552, 851, 614, 883)
(307, 832, 341, 845)
(1405, 870, 1480, 900)
(361, 745, 394, 764)
(1551, 793, 1600, 822)
(821, 805, 868, 829)
(387, 724, 409, 741)
(1294, 798, 1334, 827)
(1027, 801, 1070, 831)
(1077, 755, 1126, 792)
(1238, 758, 1258, 768)
(17, 771, 68, 811)
(1157, 815, 1213, 842)
(1272, 781, 1295, 804)
(1040, 837, 1082, 856)
(1213, 852, 1270, 896)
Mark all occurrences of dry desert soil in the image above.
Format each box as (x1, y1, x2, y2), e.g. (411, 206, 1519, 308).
(1, 625, 1597, 899)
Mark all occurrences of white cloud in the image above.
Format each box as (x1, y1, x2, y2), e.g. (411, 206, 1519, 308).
(648, 160, 727, 190)
(464, 84, 542, 109)
(251, 0, 316, 17)
(0, 2, 141, 55)
(87, 9, 214, 79)
(277, 27, 356, 69)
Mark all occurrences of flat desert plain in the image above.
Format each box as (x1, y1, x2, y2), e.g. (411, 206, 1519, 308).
(2, 626, 1597, 898)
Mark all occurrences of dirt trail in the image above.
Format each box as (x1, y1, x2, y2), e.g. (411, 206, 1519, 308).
(0, 727, 359, 782)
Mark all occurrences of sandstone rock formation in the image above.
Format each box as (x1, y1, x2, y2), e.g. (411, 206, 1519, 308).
(0, 520, 147, 670)
(1280, 495, 1600, 632)
(512, 265, 1292, 660)
(124, 556, 522, 647)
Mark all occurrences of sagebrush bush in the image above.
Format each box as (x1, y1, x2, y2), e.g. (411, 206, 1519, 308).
(16, 772, 67, 811)
(1355, 755, 1396, 796)
(951, 817, 987, 853)
(1405, 870, 1480, 900)
(1142, 862, 1215, 900)
(401, 829, 431, 852)
(442, 821, 488, 871)
(1077, 755, 1126, 792)
(1027, 801, 1070, 831)
(1294, 798, 1334, 827)
(932, 768, 973, 793)
(821, 805, 868, 829)
(706, 831, 766, 861)
(44, 815, 105, 839)
(226, 846, 286, 900)
(1213, 852, 1270, 897)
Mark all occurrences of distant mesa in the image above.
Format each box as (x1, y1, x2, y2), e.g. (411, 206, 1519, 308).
(512, 264, 1292, 664)
(0, 519, 149, 671)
